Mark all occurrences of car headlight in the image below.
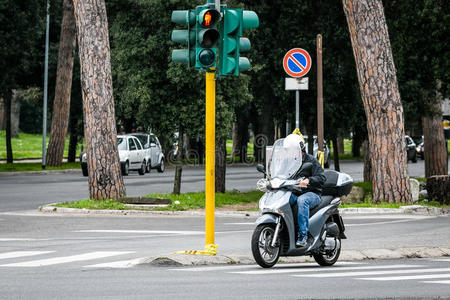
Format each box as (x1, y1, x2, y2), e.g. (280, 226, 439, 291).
(416, 147, 421, 152)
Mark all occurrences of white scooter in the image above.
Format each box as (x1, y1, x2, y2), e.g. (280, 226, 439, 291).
(251, 137, 353, 268)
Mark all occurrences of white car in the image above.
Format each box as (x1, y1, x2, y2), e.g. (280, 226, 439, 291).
(81, 135, 147, 176)
(129, 133, 165, 173)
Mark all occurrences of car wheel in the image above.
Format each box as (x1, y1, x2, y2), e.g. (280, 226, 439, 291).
(412, 152, 417, 163)
(122, 161, 129, 176)
(81, 163, 88, 177)
(157, 159, 165, 173)
(138, 161, 145, 175)
(146, 160, 151, 173)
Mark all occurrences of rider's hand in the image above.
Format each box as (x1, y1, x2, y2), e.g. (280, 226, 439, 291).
(299, 178, 309, 187)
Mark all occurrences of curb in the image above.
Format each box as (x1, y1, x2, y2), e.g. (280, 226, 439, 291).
(139, 246, 450, 267)
(39, 204, 450, 217)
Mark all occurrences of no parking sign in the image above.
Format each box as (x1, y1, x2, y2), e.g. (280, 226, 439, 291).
(283, 48, 312, 78)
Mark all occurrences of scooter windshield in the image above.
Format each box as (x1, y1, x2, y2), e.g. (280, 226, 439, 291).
(268, 138, 302, 179)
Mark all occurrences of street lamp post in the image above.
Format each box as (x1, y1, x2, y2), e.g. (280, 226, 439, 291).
(42, 0, 50, 169)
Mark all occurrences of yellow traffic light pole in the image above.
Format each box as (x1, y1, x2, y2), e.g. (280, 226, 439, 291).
(204, 71, 217, 254)
(173, 71, 218, 256)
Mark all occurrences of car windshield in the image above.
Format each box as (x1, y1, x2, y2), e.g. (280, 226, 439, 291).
(117, 137, 127, 150)
(133, 135, 148, 149)
(268, 138, 302, 179)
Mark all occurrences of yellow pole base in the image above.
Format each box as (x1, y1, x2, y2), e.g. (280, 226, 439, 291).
(317, 151, 324, 168)
(173, 244, 218, 256)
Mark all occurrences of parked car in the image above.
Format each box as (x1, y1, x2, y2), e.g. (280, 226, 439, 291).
(129, 133, 165, 173)
(304, 135, 331, 168)
(412, 136, 424, 160)
(405, 135, 417, 163)
(81, 135, 147, 176)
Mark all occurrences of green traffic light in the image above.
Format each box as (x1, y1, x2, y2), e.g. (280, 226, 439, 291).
(198, 49, 216, 66)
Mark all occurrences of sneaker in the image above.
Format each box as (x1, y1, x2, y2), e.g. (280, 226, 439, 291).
(296, 235, 308, 247)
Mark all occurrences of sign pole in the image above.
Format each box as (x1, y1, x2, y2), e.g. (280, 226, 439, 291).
(205, 71, 216, 251)
(295, 90, 300, 129)
(317, 34, 324, 152)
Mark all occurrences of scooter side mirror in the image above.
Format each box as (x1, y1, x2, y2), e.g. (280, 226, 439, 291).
(256, 164, 266, 174)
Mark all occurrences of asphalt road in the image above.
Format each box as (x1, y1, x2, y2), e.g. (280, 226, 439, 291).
(0, 160, 437, 212)
(0, 212, 449, 299)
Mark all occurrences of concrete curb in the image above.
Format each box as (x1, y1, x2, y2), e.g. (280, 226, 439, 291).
(39, 204, 450, 217)
(140, 246, 450, 267)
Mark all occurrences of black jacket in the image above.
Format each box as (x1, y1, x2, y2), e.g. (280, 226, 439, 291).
(293, 152, 326, 195)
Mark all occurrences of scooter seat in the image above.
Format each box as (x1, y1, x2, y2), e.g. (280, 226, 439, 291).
(310, 195, 334, 217)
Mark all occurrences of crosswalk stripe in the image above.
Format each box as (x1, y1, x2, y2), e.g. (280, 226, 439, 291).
(359, 273, 450, 281)
(422, 280, 450, 284)
(84, 257, 144, 269)
(74, 230, 203, 235)
(0, 251, 55, 260)
(428, 258, 450, 262)
(233, 264, 418, 275)
(172, 262, 363, 273)
(0, 251, 134, 267)
(293, 267, 450, 278)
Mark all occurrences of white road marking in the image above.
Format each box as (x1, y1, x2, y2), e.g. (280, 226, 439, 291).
(0, 251, 55, 260)
(293, 267, 450, 278)
(74, 230, 203, 235)
(428, 258, 450, 262)
(346, 219, 425, 227)
(422, 280, 450, 284)
(223, 223, 255, 225)
(359, 273, 450, 281)
(236, 264, 418, 275)
(84, 257, 145, 269)
(0, 251, 133, 267)
(0, 238, 50, 241)
(172, 262, 363, 273)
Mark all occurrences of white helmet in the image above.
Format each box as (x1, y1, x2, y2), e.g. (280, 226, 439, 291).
(283, 133, 305, 151)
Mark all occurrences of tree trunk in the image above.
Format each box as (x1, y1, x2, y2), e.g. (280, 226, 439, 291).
(426, 175, 450, 205)
(173, 126, 184, 195)
(11, 90, 20, 138)
(422, 85, 448, 177)
(362, 140, 372, 182)
(337, 136, 344, 154)
(215, 138, 226, 193)
(235, 110, 249, 163)
(4, 90, 13, 163)
(73, 0, 125, 200)
(46, 0, 77, 166)
(332, 137, 340, 172)
(342, 0, 411, 203)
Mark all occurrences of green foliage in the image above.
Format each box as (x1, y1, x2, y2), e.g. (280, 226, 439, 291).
(385, 0, 450, 125)
(353, 182, 373, 196)
(107, 0, 252, 153)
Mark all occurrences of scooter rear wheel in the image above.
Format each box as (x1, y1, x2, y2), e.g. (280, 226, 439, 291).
(313, 237, 341, 266)
(251, 224, 280, 268)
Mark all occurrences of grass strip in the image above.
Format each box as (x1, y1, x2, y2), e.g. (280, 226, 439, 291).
(0, 162, 81, 172)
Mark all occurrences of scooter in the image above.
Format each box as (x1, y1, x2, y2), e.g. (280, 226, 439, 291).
(251, 138, 353, 268)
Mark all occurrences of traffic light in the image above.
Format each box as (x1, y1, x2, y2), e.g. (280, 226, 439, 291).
(171, 10, 196, 67)
(195, 6, 221, 69)
(218, 9, 259, 76)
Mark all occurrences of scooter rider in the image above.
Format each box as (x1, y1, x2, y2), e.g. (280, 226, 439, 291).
(286, 130, 326, 247)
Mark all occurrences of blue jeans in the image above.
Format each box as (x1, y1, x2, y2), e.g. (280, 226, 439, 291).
(289, 192, 322, 239)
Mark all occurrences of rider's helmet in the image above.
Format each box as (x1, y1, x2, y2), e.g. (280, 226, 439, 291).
(288, 128, 306, 151)
(284, 130, 306, 151)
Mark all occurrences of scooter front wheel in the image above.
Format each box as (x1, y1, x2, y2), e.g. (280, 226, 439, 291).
(251, 224, 280, 268)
